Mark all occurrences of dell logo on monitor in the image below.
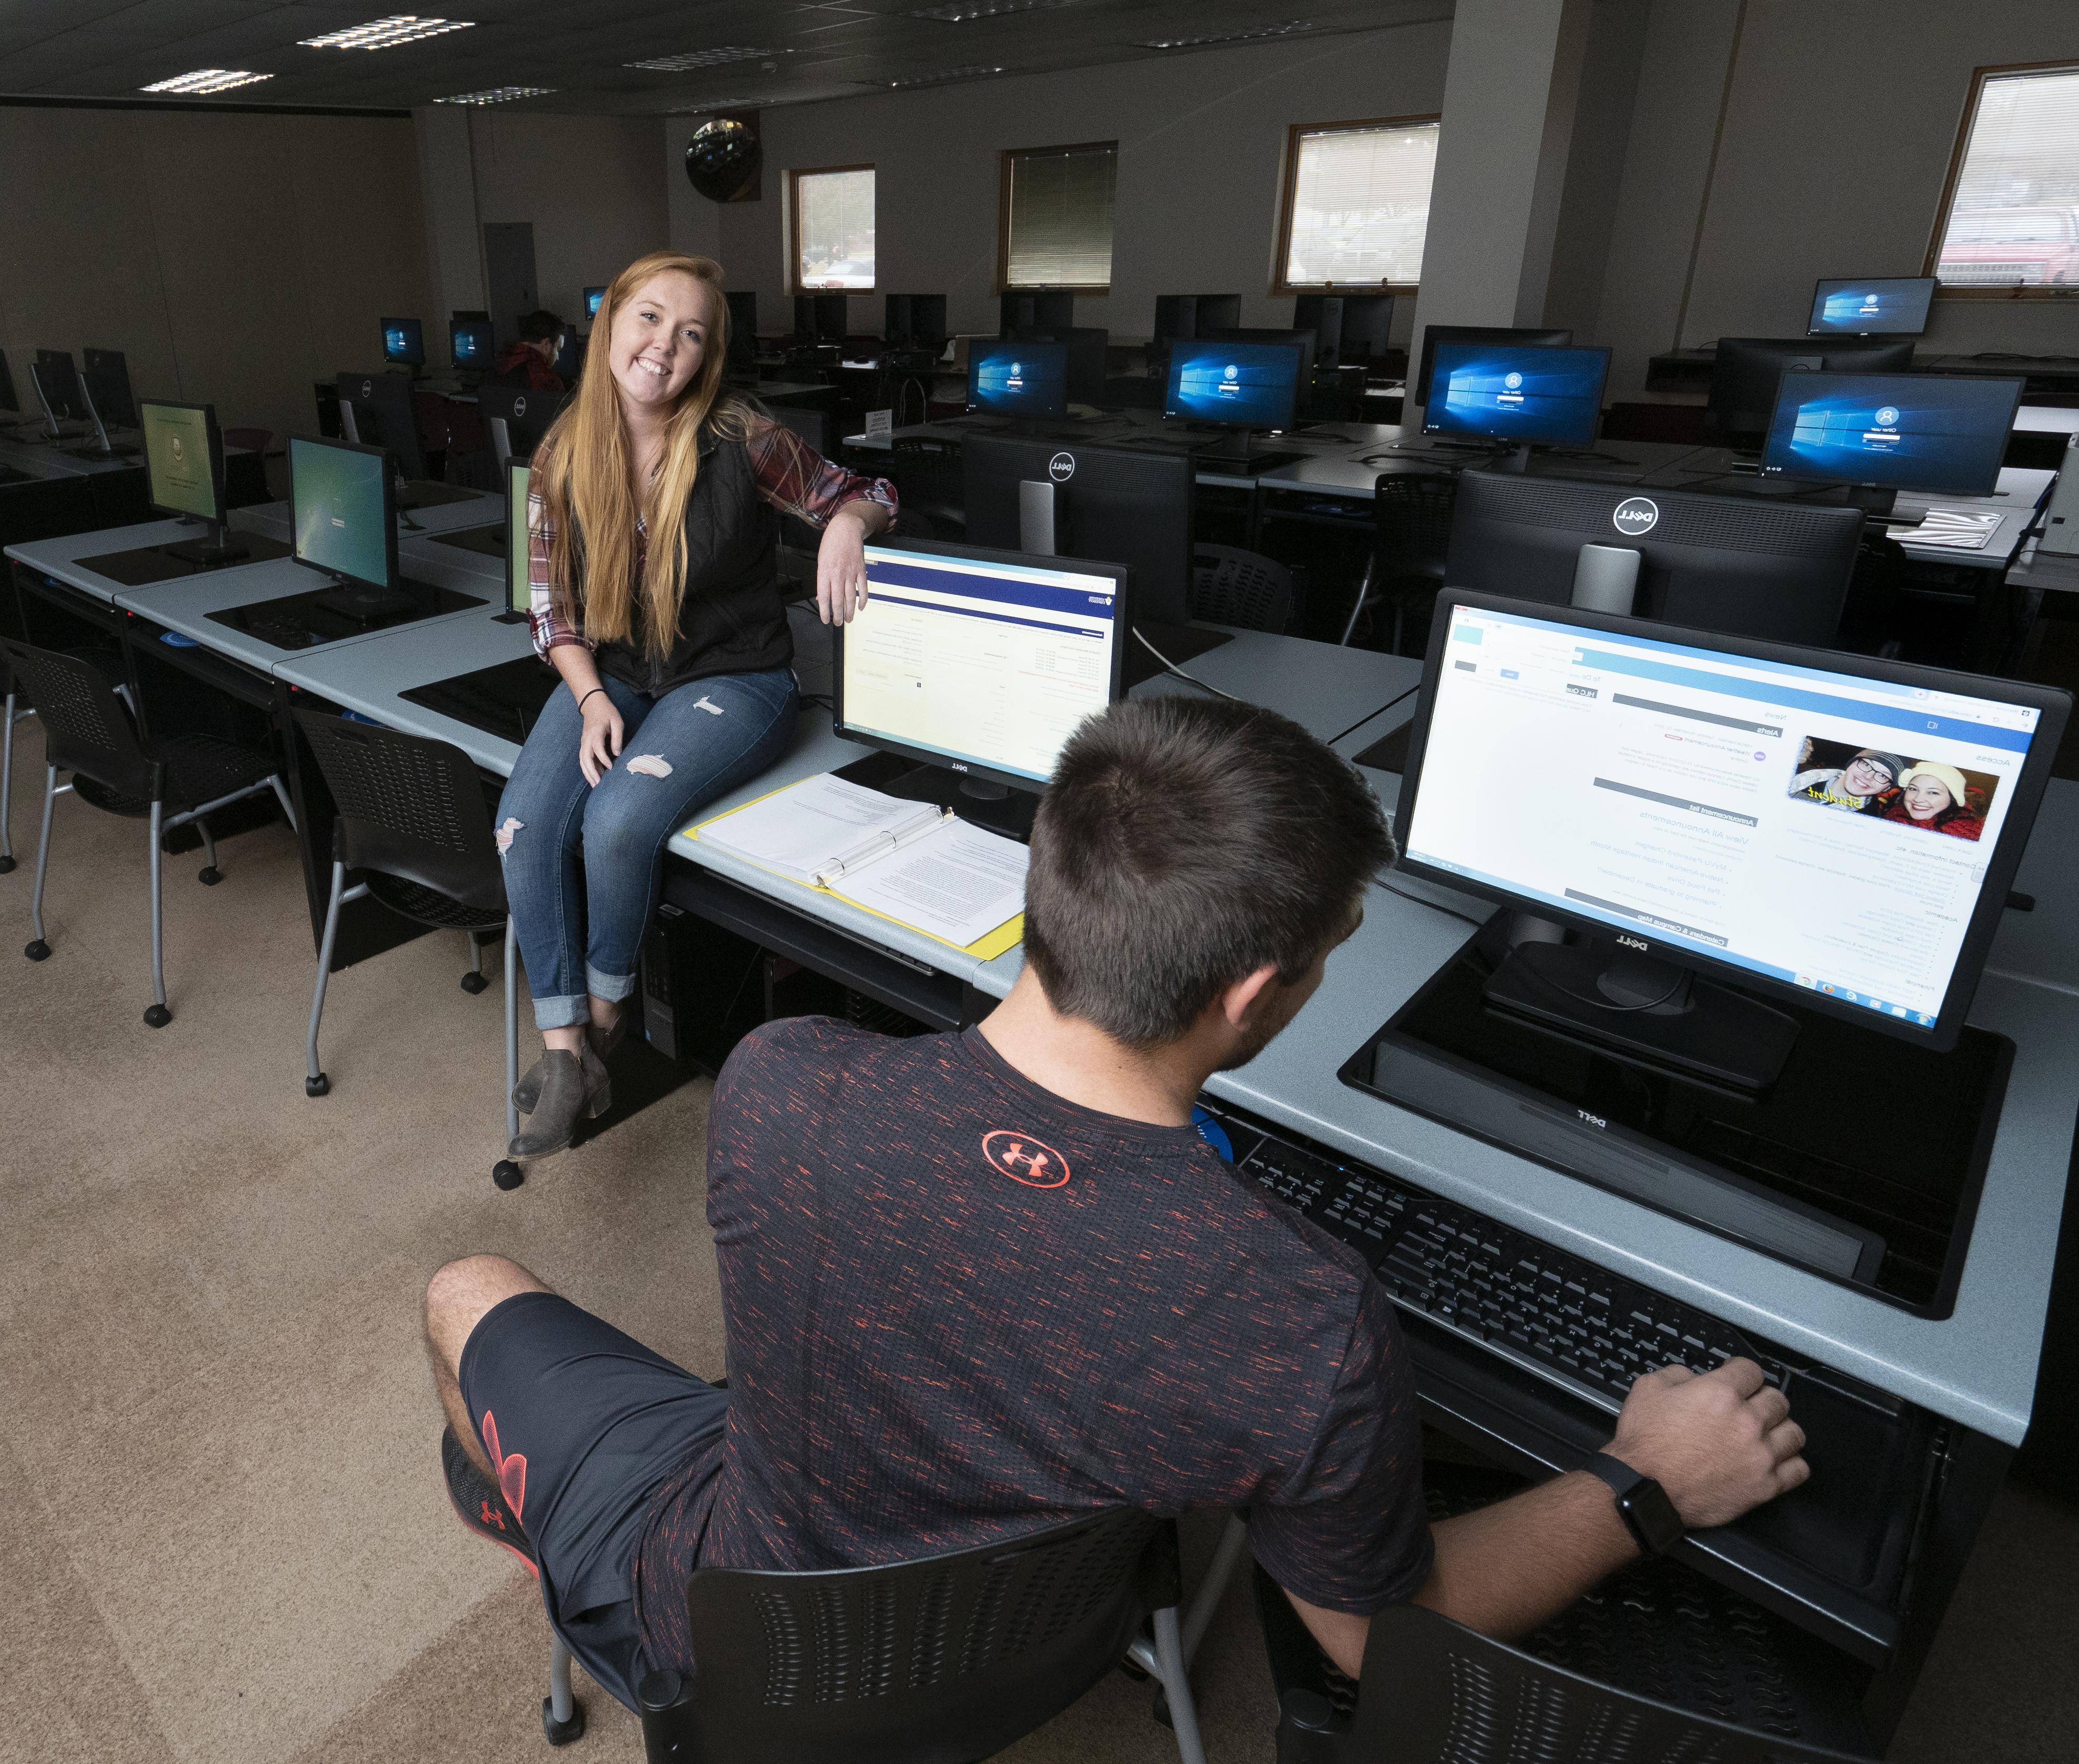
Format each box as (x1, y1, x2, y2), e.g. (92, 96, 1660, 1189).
(1048, 451, 1076, 483)
(513, 396, 528, 417)
(1612, 497, 1659, 536)
(1617, 934, 1651, 951)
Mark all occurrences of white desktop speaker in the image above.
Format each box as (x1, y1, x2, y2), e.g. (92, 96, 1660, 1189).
(1571, 543, 1642, 614)
(2039, 439, 2079, 557)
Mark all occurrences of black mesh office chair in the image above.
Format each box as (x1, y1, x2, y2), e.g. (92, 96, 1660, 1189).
(1341, 472, 1457, 652)
(295, 711, 522, 1187)
(625, 1510, 1223, 1764)
(1191, 545, 1294, 633)
(1, 651, 29, 875)
(2, 637, 294, 1024)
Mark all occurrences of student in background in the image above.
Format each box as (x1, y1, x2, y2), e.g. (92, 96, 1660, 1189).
(495, 252, 895, 1157)
(1883, 763, 1985, 841)
(492, 310, 571, 393)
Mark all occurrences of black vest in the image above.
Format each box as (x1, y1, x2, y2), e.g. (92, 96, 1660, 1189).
(589, 426, 793, 696)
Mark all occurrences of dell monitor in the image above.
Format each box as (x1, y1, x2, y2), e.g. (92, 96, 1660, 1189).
(1414, 326, 1572, 408)
(335, 371, 430, 482)
(1151, 295, 1241, 347)
(31, 349, 87, 426)
(290, 433, 398, 594)
(497, 459, 533, 623)
(139, 399, 247, 565)
(835, 537, 1127, 810)
(1293, 294, 1395, 368)
(81, 349, 136, 429)
(1760, 369, 2023, 519)
(0, 350, 17, 415)
(967, 342, 1069, 419)
(885, 292, 948, 351)
(1000, 290, 1074, 338)
(1391, 592, 2067, 1088)
(553, 326, 583, 383)
(1423, 342, 1611, 465)
(1705, 337, 1914, 447)
(478, 382, 567, 459)
(1444, 468, 1864, 647)
(451, 317, 494, 373)
(724, 290, 758, 369)
(1019, 327, 1108, 406)
(382, 317, 426, 370)
(1162, 339, 1306, 457)
(584, 286, 607, 320)
(1809, 278, 1936, 337)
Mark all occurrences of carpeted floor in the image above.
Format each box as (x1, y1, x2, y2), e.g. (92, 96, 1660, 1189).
(2, 707, 2073, 1763)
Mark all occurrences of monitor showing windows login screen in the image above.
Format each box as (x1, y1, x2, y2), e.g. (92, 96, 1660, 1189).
(291, 437, 391, 590)
(1809, 278, 1935, 336)
(838, 544, 1121, 786)
(452, 320, 494, 368)
(1761, 371, 2021, 495)
(1400, 601, 2042, 1035)
(1163, 341, 1303, 431)
(584, 287, 607, 319)
(968, 343, 1068, 418)
(1424, 344, 1609, 447)
(140, 402, 220, 522)
(383, 317, 425, 367)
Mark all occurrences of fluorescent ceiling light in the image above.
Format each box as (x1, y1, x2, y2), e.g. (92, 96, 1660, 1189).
(668, 95, 774, 113)
(628, 46, 784, 72)
(299, 15, 475, 50)
(1139, 21, 1317, 49)
(435, 85, 555, 104)
(911, 0, 1079, 20)
(885, 64, 1009, 87)
(139, 69, 274, 93)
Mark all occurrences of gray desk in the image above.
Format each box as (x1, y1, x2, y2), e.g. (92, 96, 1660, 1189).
(1988, 776, 2079, 999)
(1254, 434, 1714, 500)
(231, 488, 502, 543)
(6, 519, 276, 606)
(0, 433, 142, 479)
(1137, 629, 1418, 744)
(2006, 537, 2079, 596)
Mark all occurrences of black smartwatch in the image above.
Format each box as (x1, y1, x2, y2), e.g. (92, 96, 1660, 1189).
(1585, 1452, 1685, 1556)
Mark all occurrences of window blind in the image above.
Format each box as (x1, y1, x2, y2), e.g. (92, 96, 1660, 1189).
(1284, 121, 1437, 288)
(1005, 144, 1117, 288)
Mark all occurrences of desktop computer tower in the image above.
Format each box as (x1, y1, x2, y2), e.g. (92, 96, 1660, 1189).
(637, 901, 766, 1073)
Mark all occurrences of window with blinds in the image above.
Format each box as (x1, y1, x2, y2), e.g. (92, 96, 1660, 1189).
(1929, 63, 2079, 292)
(1276, 116, 1439, 293)
(1001, 143, 1118, 290)
(792, 165, 876, 290)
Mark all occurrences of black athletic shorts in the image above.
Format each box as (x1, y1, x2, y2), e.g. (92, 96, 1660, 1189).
(458, 1291, 732, 1711)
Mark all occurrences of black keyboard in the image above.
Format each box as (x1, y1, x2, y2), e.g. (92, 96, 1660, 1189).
(1235, 1125, 1791, 1415)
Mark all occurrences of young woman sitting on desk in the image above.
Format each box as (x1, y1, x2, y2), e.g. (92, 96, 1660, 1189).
(498, 249, 896, 1159)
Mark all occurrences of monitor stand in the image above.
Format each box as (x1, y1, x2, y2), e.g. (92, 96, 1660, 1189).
(832, 750, 1038, 844)
(1482, 922, 1800, 1095)
(160, 519, 251, 568)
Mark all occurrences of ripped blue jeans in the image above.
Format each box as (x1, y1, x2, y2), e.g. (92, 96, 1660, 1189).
(496, 667, 798, 1031)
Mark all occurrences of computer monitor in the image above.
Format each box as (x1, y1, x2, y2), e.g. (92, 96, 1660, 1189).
(1020, 328, 1108, 406)
(138, 399, 248, 565)
(335, 371, 429, 481)
(382, 317, 426, 369)
(1413, 326, 1573, 407)
(81, 349, 136, 429)
(1705, 337, 1915, 445)
(1392, 592, 2068, 1079)
(584, 287, 607, 320)
(451, 317, 494, 372)
(1163, 339, 1305, 434)
(1423, 342, 1610, 460)
(835, 536, 1127, 797)
(1444, 468, 1864, 647)
(1760, 369, 2023, 516)
(499, 459, 533, 623)
(1151, 295, 1241, 347)
(962, 433, 1196, 625)
(32, 350, 87, 424)
(290, 433, 398, 593)
(1809, 278, 1936, 337)
(477, 383, 568, 458)
(725, 290, 757, 368)
(553, 326, 583, 383)
(885, 292, 947, 351)
(0, 350, 16, 415)
(967, 342, 1069, 419)
(1293, 295, 1396, 368)
(999, 290, 1075, 338)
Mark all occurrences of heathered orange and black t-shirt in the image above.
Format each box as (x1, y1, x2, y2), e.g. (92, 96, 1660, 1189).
(632, 1017, 1432, 1672)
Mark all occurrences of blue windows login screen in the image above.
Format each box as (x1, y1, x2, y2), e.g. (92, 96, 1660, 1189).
(1164, 342, 1303, 428)
(969, 343, 1067, 416)
(1425, 344, 1608, 445)
(1762, 373, 2016, 492)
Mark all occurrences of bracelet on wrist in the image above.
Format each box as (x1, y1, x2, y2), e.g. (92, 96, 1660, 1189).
(577, 686, 607, 711)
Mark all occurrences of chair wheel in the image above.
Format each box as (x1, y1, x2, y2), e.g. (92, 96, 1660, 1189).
(198, 866, 223, 886)
(460, 971, 490, 994)
(306, 1073, 330, 1097)
(24, 939, 49, 961)
(0, 854, 15, 874)
(542, 1696, 586, 1745)
(144, 1004, 172, 1028)
(493, 1159, 525, 1191)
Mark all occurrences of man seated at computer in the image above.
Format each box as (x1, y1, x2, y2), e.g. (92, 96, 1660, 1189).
(426, 696, 1808, 1707)
(496, 249, 894, 1157)
(1790, 746, 1903, 813)
(492, 308, 571, 393)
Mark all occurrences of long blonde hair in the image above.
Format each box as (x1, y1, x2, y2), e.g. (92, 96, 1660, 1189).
(534, 251, 753, 654)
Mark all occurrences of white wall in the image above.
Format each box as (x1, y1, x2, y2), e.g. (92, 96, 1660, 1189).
(0, 104, 432, 447)
(660, 20, 1455, 343)
(1597, 0, 2079, 398)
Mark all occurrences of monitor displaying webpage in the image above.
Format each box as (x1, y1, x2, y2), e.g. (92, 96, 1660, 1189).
(1402, 605, 2040, 1031)
(842, 547, 1118, 783)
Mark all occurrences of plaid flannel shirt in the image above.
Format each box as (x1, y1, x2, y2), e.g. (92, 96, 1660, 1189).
(526, 418, 898, 662)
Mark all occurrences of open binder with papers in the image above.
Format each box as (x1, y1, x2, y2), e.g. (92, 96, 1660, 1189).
(689, 773, 1029, 954)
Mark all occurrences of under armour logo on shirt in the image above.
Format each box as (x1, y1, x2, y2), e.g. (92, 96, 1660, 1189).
(980, 1130, 1073, 1189)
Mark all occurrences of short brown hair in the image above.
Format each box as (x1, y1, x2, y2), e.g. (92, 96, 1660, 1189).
(1022, 696, 1393, 1047)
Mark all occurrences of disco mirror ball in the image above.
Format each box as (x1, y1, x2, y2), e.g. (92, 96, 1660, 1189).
(685, 118, 761, 202)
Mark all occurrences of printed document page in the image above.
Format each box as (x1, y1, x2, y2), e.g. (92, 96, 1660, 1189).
(697, 775, 942, 886)
(831, 817, 1030, 948)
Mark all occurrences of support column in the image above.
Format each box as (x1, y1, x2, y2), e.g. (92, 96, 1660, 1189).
(414, 105, 486, 326)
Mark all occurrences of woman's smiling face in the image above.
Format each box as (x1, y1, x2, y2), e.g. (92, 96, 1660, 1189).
(1903, 774, 1955, 820)
(608, 271, 712, 413)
